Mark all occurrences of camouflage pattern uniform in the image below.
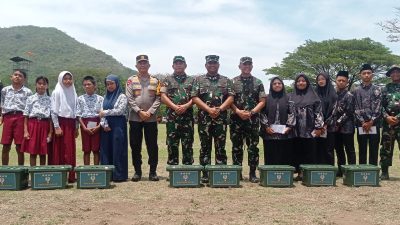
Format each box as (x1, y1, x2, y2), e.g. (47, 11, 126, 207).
(230, 75, 266, 167)
(192, 74, 234, 166)
(380, 82, 400, 168)
(161, 74, 194, 165)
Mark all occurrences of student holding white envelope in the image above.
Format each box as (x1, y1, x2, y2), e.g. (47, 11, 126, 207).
(289, 74, 324, 181)
(353, 64, 382, 166)
(260, 77, 295, 166)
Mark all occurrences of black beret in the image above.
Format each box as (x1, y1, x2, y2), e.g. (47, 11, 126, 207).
(360, 64, 373, 73)
(336, 70, 349, 78)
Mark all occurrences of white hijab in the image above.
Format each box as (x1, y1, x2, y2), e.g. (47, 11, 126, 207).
(51, 71, 77, 118)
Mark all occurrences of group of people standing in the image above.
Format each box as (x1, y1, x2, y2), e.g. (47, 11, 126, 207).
(0, 70, 128, 182)
(1, 55, 399, 183)
(262, 64, 400, 181)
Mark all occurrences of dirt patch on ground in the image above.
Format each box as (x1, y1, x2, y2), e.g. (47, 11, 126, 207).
(2, 165, 400, 225)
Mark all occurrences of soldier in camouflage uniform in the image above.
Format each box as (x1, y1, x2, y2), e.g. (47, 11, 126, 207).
(192, 55, 234, 183)
(230, 57, 266, 183)
(160, 56, 194, 165)
(380, 65, 400, 180)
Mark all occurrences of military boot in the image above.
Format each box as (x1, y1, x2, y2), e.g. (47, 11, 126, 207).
(380, 166, 390, 180)
(201, 171, 209, 183)
(149, 165, 159, 181)
(249, 166, 259, 183)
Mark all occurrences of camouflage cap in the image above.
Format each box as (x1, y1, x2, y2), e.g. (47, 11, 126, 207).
(136, 54, 149, 63)
(240, 56, 252, 64)
(205, 55, 219, 63)
(173, 56, 186, 63)
(386, 65, 400, 77)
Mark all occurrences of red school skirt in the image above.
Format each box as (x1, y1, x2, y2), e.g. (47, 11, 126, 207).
(49, 117, 76, 182)
(21, 117, 51, 155)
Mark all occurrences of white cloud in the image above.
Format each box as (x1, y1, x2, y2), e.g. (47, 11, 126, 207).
(1, 0, 398, 88)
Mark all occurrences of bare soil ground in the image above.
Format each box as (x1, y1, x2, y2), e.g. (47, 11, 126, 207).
(1, 126, 400, 225)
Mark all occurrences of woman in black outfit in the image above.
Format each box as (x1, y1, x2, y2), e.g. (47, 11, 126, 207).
(260, 77, 295, 165)
(315, 72, 337, 165)
(290, 73, 324, 180)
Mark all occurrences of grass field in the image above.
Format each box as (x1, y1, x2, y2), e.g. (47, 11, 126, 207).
(1, 125, 400, 225)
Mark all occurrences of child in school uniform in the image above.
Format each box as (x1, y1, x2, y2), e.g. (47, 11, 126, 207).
(50, 71, 78, 183)
(21, 76, 52, 166)
(76, 76, 103, 165)
(0, 69, 32, 165)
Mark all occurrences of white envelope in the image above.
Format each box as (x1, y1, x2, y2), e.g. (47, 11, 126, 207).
(87, 121, 98, 129)
(358, 126, 377, 135)
(271, 124, 286, 134)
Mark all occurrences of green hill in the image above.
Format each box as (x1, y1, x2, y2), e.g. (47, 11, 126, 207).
(0, 25, 135, 94)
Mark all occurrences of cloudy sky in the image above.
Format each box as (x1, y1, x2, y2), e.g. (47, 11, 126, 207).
(0, 0, 399, 85)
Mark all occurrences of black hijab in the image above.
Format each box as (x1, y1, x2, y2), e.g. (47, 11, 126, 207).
(291, 73, 320, 108)
(315, 72, 337, 118)
(265, 77, 288, 124)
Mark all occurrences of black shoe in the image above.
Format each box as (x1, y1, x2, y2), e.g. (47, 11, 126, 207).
(249, 172, 259, 183)
(201, 172, 209, 183)
(249, 175, 259, 183)
(294, 175, 302, 182)
(249, 166, 259, 183)
(149, 172, 159, 181)
(131, 173, 141, 182)
(380, 172, 390, 180)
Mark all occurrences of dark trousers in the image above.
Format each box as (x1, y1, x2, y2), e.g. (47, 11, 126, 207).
(263, 139, 293, 166)
(129, 121, 158, 174)
(315, 132, 335, 165)
(293, 138, 316, 173)
(335, 132, 356, 174)
(357, 129, 380, 166)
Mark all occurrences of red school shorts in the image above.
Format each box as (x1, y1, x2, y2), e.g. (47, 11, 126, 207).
(1, 112, 24, 145)
(80, 117, 100, 152)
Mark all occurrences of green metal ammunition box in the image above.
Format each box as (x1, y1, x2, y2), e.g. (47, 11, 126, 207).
(205, 165, 242, 188)
(300, 164, 338, 187)
(341, 164, 380, 187)
(166, 165, 203, 188)
(258, 165, 295, 187)
(0, 166, 29, 190)
(75, 165, 115, 189)
(29, 165, 72, 190)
